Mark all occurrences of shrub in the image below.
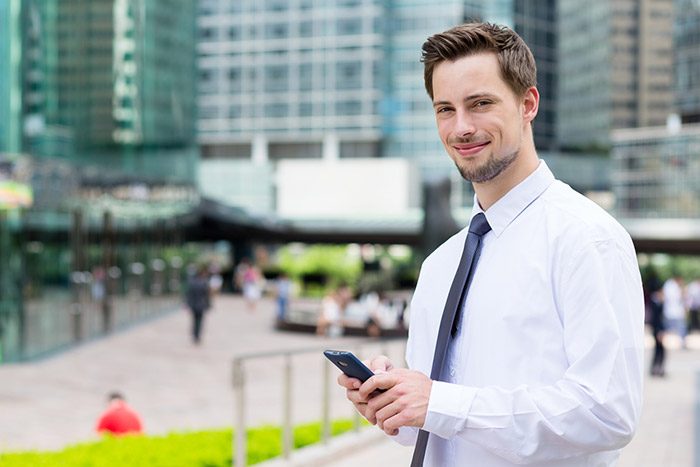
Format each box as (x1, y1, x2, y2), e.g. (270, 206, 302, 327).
(0, 419, 362, 466)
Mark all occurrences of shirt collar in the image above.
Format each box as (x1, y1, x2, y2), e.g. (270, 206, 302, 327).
(471, 160, 555, 238)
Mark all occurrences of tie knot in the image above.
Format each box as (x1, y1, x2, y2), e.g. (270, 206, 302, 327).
(468, 212, 491, 237)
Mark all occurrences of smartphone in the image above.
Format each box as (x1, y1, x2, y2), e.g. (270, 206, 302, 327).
(323, 350, 375, 383)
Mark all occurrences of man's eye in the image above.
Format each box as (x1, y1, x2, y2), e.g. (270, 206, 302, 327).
(475, 101, 491, 107)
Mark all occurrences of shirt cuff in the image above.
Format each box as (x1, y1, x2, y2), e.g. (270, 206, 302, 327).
(422, 381, 477, 440)
(386, 426, 418, 446)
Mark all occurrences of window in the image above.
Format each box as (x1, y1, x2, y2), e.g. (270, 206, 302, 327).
(265, 103, 288, 118)
(299, 102, 313, 116)
(265, 23, 288, 40)
(200, 28, 215, 40)
(336, 62, 362, 90)
(336, 100, 362, 115)
(300, 20, 313, 37)
(228, 27, 240, 40)
(337, 18, 362, 36)
(299, 63, 313, 91)
(265, 65, 288, 92)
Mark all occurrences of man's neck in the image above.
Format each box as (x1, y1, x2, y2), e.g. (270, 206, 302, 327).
(473, 147, 540, 211)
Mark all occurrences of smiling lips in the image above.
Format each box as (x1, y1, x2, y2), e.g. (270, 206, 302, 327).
(453, 141, 490, 156)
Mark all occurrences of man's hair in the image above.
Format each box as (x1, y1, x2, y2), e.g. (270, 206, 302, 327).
(421, 22, 537, 101)
(108, 392, 124, 401)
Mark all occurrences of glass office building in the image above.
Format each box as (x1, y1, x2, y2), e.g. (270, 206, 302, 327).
(675, 0, 700, 123)
(558, 0, 673, 151)
(21, 0, 199, 182)
(0, 0, 22, 154)
(612, 124, 700, 218)
(0, 0, 200, 363)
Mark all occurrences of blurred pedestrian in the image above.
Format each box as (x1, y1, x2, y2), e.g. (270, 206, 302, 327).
(96, 392, 143, 436)
(186, 265, 211, 344)
(663, 274, 687, 348)
(240, 258, 263, 312)
(645, 271, 665, 376)
(208, 264, 223, 296)
(275, 272, 291, 322)
(317, 288, 344, 337)
(686, 278, 700, 333)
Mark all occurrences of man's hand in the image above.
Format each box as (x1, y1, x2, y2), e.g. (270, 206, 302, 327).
(336, 355, 433, 436)
(360, 368, 432, 436)
(337, 355, 394, 420)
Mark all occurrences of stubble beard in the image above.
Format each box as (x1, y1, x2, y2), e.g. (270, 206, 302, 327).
(455, 147, 520, 183)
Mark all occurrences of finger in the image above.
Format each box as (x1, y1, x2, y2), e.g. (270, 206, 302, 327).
(345, 387, 370, 405)
(374, 401, 403, 433)
(368, 355, 394, 373)
(363, 389, 395, 425)
(337, 373, 362, 390)
(380, 410, 410, 436)
(358, 373, 397, 399)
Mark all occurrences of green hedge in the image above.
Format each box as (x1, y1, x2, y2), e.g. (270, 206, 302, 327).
(0, 419, 362, 466)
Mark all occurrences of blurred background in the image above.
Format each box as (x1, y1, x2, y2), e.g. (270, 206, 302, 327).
(0, 0, 699, 397)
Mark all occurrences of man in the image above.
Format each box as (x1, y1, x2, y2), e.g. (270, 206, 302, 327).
(96, 392, 143, 436)
(338, 22, 644, 466)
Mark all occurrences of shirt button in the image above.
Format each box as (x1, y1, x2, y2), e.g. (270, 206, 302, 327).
(450, 368, 456, 377)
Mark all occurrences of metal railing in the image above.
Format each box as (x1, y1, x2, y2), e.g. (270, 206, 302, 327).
(232, 337, 407, 467)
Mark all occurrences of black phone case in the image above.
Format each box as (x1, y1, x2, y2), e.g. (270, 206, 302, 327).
(324, 350, 375, 382)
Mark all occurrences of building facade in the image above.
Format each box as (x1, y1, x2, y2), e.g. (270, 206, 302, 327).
(0, 0, 23, 154)
(558, 0, 674, 151)
(674, 0, 700, 123)
(612, 124, 700, 218)
(21, 0, 199, 183)
(0, 0, 201, 363)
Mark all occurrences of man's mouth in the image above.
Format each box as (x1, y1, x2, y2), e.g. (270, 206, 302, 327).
(453, 141, 490, 156)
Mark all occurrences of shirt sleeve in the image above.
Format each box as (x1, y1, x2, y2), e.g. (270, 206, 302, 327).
(422, 237, 645, 464)
(387, 426, 419, 446)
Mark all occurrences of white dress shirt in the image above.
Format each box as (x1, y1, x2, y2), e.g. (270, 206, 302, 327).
(393, 161, 645, 466)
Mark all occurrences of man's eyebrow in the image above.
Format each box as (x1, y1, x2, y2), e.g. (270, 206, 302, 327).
(465, 93, 497, 101)
(433, 93, 499, 108)
(432, 100, 451, 108)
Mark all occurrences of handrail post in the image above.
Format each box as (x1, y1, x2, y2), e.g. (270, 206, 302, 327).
(322, 358, 331, 443)
(233, 358, 246, 467)
(283, 353, 293, 459)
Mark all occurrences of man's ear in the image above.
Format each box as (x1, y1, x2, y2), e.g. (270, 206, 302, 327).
(521, 86, 539, 125)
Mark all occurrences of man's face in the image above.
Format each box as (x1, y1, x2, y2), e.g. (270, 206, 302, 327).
(432, 53, 528, 183)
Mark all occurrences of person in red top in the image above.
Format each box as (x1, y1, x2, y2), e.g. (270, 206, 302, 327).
(96, 392, 144, 436)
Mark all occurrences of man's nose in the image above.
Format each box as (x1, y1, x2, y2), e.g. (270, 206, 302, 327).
(454, 109, 477, 138)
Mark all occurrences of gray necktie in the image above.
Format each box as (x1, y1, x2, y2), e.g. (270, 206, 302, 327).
(410, 212, 491, 467)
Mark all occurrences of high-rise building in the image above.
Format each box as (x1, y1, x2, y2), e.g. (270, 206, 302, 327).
(0, 0, 22, 154)
(21, 0, 199, 183)
(674, 0, 700, 123)
(197, 0, 465, 180)
(558, 0, 674, 151)
(1, 0, 201, 364)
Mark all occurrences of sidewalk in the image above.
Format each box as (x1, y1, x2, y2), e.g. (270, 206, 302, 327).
(0, 294, 697, 466)
(0, 294, 393, 453)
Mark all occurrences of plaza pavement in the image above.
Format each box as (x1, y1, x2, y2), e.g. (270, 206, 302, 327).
(0, 294, 697, 466)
